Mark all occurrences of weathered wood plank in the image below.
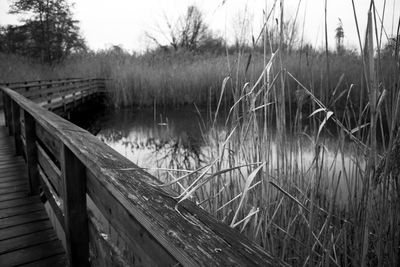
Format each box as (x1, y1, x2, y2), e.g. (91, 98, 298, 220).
(38, 166, 65, 229)
(0, 162, 26, 171)
(35, 123, 61, 164)
(37, 142, 62, 196)
(0, 239, 65, 266)
(42, 87, 99, 110)
(0, 184, 28, 194)
(11, 101, 22, 155)
(0, 195, 39, 210)
(20, 109, 25, 138)
(0, 228, 57, 254)
(0, 155, 20, 161)
(0, 210, 48, 229)
(18, 254, 68, 267)
(0, 158, 24, 166)
(8, 78, 84, 90)
(1, 93, 7, 127)
(0, 220, 52, 241)
(25, 82, 101, 103)
(4, 95, 12, 135)
(0, 191, 28, 202)
(61, 144, 89, 266)
(0, 170, 27, 179)
(0, 157, 24, 163)
(21, 134, 27, 161)
(0, 202, 44, 219)
(24, 83, 87, 99)
(88, 217, 129, 267)
(0, 158, 24, 164)
(33, 87, 92, 104)
(24, 111, 40, 195)
(0, 180, 26, 189)
(86, 170, 178, 266)
(0, 177, 25, 184)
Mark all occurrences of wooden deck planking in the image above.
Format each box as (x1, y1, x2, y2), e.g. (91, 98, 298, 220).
(0, 110, 67, 266)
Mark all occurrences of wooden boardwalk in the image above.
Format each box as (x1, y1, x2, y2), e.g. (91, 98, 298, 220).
(0, 111, 67, 266)
(1, 79, 286, 266)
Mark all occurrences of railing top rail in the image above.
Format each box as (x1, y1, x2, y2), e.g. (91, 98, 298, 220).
(1, 78, 108, 90)
(0, 77, 81, 85)
(0, 85, 286, 267)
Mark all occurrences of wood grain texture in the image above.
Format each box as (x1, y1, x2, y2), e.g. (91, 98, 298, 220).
(0, 228, 58, 254)
(37, 142, 62, 196)
(35, 123, 62, 163)
(24, 110, 40, 195)
(11, 101, 22, 156)
(38, 166, 65, 230)
(0, 220, 53, 241)
(0, 239, 65, 266)
(61, 144, 89, 267)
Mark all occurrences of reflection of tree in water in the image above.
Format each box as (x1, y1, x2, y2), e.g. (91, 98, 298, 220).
(99, 129, 127, 144)
(98, 125, 204, 171)
(79, 107, 212, 184)
(160, 131, 203, 171)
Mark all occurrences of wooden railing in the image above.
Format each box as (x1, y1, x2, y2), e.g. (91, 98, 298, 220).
(1, 81, 287, 266)
(2, 78, 106, 111)
(0, 78, 79, 108)
(0, 77, 80, 87)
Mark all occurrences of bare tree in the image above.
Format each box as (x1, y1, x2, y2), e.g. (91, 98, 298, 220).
(178, 5, 207, 50)
(231, 5, 252, 49)
(146, 5, 209, 51)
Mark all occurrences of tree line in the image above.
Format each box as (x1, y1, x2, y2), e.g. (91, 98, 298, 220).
(0, 0, 85, 64)
(1, 1, 398, 63)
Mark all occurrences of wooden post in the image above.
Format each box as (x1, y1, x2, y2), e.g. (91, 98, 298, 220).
(62, 81, 66, 112)
(73, 92, 76, 108)
(24, 111, 40, 195)
(11, 100, 22, 155)
(61, 144, 89, 267)
(25, 80, 30, 94)
(2, 92, 8, 127)
(4, 95, 13, 135)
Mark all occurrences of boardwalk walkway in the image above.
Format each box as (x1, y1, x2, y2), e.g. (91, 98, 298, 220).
(0, 110, 67, 266)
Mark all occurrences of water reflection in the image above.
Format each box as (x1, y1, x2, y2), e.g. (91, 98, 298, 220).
(96, 107, 206, 170)
(85, 106, 364, 204)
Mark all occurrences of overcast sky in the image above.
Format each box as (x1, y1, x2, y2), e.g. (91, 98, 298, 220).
(0, 0, 399, 53)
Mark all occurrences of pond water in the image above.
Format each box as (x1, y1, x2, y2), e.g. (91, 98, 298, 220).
(73, 105, 365, 203)
(95, 106, 208, 168)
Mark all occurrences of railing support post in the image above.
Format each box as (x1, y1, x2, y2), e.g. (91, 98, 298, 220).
(4, 95, 13, 135)
(11, 100, 22, 155)
(61, 144, 89, 267)
(2, 92, 7, 126)
(24, 111, 40, 195)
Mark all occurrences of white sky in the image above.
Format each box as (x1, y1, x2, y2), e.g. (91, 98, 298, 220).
(0, 0, 399, 53)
